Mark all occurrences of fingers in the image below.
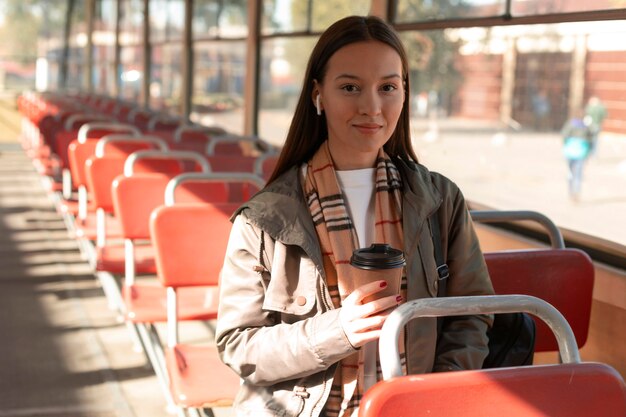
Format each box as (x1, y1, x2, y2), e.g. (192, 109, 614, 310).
(339, 290, 403, 348)
(341, 316, 386, 346)
(343, 293, 402, 321)
(343, 280, 389, 306)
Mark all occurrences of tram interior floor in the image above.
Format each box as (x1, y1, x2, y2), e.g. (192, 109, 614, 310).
(0, 143, 232, 417)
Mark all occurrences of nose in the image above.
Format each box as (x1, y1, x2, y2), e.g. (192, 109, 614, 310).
(358, 89, 382, 116)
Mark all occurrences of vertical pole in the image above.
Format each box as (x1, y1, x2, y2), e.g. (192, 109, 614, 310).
(181, 0, 193, 123)
(387, 0, 396, 23)
(244, 0, 261, 136)
(568, 34, 587, 118)
(60, 0, 76, 90)
(114, 0, 122, 97)
(142, 0, 151, 108)
(500, 37, 517, 127)
(370, 0, 391, 21)
(85, 0, 95, 92)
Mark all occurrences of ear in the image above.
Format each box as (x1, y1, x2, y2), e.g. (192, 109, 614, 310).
(311, 79, 322, 111)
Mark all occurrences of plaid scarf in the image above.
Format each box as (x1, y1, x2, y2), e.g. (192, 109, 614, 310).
(303, 141, 406, 416)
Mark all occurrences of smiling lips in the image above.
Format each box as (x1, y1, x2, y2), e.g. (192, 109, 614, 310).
(353, 123, 382, 134)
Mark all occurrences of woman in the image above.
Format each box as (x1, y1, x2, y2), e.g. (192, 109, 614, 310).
(216, 15, 494, 417)
(561, 109, 593, 200)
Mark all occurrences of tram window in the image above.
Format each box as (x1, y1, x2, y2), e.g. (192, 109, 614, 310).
(119, 45, 143, 101)
(65, 50, 84, 91)
(310, 0, 371, 32)
(220, 1, 248, 37)
(94, 0, 117, 95)
(165, 0, 184, 41)
(394, 0, 626, 23)
(262, 0, 310, 34)
(67, 0, 87, 89)
(193, 0, 248, 39)
(510, 1, 625, 16)
(395, 0, 505, 22)
(192, 41, 247, 134)
(150, 0, 169, 42)
(119, 0, 143, 44)
(32, 2, 66, 91)
(400, 21, 626, 245)
(150, 43, 183, 114)
(258, 37, 316, 145)
(194, 0, 220, 37)
(262, 0, 371, 34)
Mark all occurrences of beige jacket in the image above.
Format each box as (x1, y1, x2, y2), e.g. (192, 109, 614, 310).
(216, 158, 494, 416)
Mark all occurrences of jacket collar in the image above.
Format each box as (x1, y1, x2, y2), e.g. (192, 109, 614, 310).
(394, 157, 442, 224)
(236, 159, 443, 270)
(234, 166, 325, 273)
(392, 158, 442, 256)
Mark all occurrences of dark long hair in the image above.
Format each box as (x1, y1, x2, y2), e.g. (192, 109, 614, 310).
(267, 15, 417, 184)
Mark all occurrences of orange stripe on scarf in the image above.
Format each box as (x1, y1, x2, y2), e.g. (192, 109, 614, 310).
(303, 141, 406, 416)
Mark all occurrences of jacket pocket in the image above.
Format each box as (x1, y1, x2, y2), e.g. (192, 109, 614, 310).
(262, 242, 318, 318)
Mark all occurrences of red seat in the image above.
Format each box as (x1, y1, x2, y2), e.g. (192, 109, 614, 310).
(85, 135, 170, 249)
(359, 362, 626, 417)
(255, 153, 279, 181)
(484, 248, 594, 352)
(150, 203, 241, 411)
(165, 172, 265, 205)
(112, 173, 172, 282)
(165, 345, 237, 408)
(365, 294, 626, 417)
(122, 283, 218, 323)
(205, 155, 256, 173)
(471, 210, 595, 352)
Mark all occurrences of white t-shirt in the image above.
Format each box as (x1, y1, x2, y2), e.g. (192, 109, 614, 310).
(335, 168, 376, 248)
(336, 168, 379, 391)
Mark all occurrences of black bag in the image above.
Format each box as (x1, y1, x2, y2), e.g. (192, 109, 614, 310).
(429, 211, 536, 368)
(482, 310, 535, 368)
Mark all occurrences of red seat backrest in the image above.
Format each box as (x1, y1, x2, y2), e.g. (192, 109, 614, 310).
(85, 156, 127, 214)
(170, 181, 229, 204)
(112, 173, 172, 240)
(205, 155, 256, 173)
(150, 203, 240, 288)
(359, 362, 626, 417)
(99, 141, 155, 158)
(68, 139, 99, 188)
(483, 248, 594, 352)
(54, 130, 80, 169)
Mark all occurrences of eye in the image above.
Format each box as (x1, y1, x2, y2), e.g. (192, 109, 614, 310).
(381, 84, 398, 93)
(341, 84, 359, 93)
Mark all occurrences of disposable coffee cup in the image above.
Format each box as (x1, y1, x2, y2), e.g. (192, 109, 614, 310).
(350, 244, 405, 303)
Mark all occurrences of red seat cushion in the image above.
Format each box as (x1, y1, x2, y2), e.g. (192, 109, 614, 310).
(96, 244, 156, 274)
(166, 344, 239, 407)
(123, 284, 219, 323)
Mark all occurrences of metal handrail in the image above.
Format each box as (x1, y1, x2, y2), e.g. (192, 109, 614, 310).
(123, 150, 211, 177)
(94, 134, 169, 157)
(63, 113, 112, 131)
(77, 122, 141, 143)
(173, 124, 227, 142)
(206, 133, 261, 154)
(470, 209, 565, 249)
(164, 172, 266, 206)
(146, 113, 182, 131)
(379, 295, 580, 380)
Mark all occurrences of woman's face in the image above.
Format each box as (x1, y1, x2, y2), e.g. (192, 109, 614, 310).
(314, 40, 405, 170)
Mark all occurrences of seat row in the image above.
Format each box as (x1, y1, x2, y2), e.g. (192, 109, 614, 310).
(18, 91, 274, 416)
(18, 91, 626, 416)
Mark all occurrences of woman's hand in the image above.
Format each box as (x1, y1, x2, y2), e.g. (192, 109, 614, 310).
(339, 280, 403, 348)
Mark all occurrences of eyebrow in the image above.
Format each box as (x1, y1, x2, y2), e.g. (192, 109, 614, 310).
(334, 73, 402, 81)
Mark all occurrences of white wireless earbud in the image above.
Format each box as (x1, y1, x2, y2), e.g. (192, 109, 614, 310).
(316, 95, 322, 116)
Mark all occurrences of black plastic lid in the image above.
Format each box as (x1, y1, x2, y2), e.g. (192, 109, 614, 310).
(350, 244, 405, 270)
